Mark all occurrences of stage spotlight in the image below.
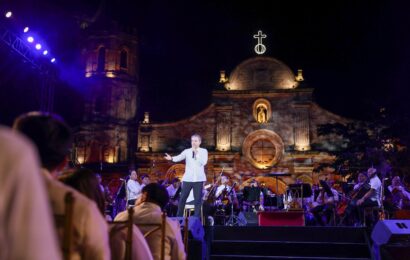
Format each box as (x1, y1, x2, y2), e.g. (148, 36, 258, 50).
(35, 43, 42, 50)
(5, 11, 12, 18)
(27, 36, 34, 43)
(43, 50, 48, 55)
(50, 58, 56, 63)
(23, 27, 29, 33)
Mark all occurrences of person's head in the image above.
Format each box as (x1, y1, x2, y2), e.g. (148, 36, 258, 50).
(367, 167, 377, 178)
(191, 134, 201, 149)
(250, 179, 258, 187)
(141, 174, 150, 185)
(61, 168, 106, 216)
(130, 170, 138, 181)
(13, 112, 72, 173)
(221, 175, 228, 185)
(171, 178, 181, 188)
(392, 176, 401, 186)
(139, 183, 169, 209)
(358, 172, 367, 183)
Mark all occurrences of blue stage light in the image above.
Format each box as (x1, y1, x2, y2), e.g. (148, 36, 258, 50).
(5, 11, 12, 18)
(35, 43, 42, 50)
(43, 50, 48, 55)
(23, 27, 29, 33)
(27, 36, 34, 43)
(50, 58, 56, 63)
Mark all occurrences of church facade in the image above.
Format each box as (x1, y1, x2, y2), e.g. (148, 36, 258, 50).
(136, 56, 348, 193)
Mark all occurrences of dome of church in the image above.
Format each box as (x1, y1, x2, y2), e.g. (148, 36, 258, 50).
(226, 56, 297, 90)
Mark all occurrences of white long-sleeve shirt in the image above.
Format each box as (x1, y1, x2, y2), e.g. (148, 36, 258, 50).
(172, 147, 208, 182)
(127, 179, 142, 200)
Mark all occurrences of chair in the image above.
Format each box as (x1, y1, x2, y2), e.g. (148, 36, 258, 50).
(363, 206, 381, 227)
(53, 192, 75, 260)
(184, 204, 204, 224)
(184, 217, 189, 255)
(108, 207, 135, 260)
(135, 212, 167, 260)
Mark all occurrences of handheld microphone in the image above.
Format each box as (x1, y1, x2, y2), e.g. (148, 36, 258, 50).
(120, 178, 126, 181)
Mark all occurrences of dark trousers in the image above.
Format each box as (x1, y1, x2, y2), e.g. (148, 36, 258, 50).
(311, 204, 335, 226)
(177, 181, 204, 217)
(345, 198, 378, 224)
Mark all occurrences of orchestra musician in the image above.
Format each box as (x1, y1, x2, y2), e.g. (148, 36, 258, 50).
(126, 170, 142, 207)
(385, 176, 410, 211)
(309, 180, 339, 226)
(343, 167, 381, 226)
(353, 172, 367, 191)
(165, 178, 181, 217)
(214, 175, 239, 210)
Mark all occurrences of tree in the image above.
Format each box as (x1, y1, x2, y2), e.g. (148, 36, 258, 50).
(315, 107, 410, 181)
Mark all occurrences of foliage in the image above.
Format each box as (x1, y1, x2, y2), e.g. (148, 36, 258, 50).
(316, 108, 410, 179)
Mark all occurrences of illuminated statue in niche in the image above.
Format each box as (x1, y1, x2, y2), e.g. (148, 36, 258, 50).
(257, 105, 268, 123)
(216, 113, 231, 151)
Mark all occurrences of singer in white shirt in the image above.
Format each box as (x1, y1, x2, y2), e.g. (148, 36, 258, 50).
(164, 134, 208, 217)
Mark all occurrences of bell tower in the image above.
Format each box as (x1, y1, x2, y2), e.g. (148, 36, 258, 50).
(73, 23, 139, 165)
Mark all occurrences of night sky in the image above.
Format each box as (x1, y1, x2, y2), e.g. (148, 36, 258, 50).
(1, 0, 410, 127)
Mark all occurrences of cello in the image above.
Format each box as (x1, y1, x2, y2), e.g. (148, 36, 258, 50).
(337, 173, 370, 216)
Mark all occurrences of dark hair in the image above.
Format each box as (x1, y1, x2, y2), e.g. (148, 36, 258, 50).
(142, 183, 169, 209)
(141, 174, 149, 180)
(61, 168, 106, 216)
(171, 177, 180, 184)
(13, 112, 72, 171)
(191, 133, 201, 141)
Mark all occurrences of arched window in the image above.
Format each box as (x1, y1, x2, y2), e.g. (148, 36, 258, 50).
(97, 47, 106, 72)
(120, 49, 128, 69)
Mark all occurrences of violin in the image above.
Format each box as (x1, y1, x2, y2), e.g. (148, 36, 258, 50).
(203, 168, 224, 203)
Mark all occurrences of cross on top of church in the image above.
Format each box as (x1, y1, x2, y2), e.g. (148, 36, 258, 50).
(253, 30, 267, 55)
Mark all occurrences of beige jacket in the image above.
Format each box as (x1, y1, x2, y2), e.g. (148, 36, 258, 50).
(115, 202, 186, 260)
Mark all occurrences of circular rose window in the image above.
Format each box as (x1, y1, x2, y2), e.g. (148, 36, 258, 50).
(250, 139, 276, 165)
(242, 129, 284, 169)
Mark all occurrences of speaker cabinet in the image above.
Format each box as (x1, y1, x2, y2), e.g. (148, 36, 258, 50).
(371, 220, 410, 245)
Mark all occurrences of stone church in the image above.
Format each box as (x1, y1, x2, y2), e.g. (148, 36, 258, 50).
(136, 55, 349, 193)
(71, 25, 349, 193)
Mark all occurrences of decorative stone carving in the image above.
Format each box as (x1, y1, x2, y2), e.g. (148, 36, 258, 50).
(242, 129, 284, 169)
(216, 107, 232, 151)
(294, 104, 311, 151)
(139, 134, 150, 152)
